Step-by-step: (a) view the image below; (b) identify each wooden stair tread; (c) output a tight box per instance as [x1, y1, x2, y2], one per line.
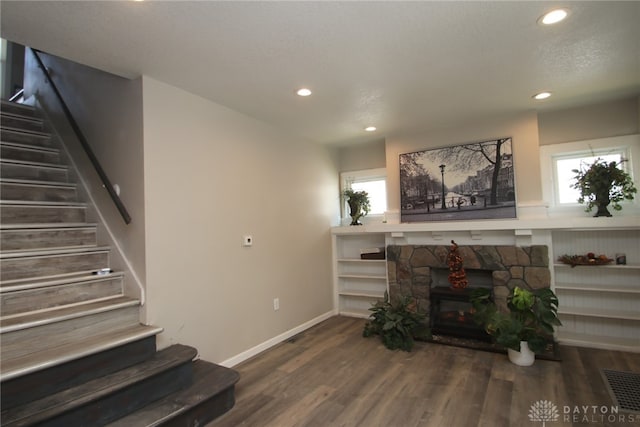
[1, 178, 76, 188]
[106, 360, 240, 427]
[0, 295, 138, 332]
[0, 158, 67, 170]
[0, 140, 57, 152]
[0, 200, 86, 206]
[0, 222, 95, 230]
[1, 344, 196, 427]
[0, 245, 108, 260]
[1, 271, 122, 293]
[0, 324, 164, 381]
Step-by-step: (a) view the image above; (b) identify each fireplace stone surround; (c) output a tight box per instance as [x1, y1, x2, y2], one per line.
[386, 244, 551, 316]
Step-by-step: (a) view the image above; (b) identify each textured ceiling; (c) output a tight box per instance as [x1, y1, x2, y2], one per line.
[1, 1, 639, 146]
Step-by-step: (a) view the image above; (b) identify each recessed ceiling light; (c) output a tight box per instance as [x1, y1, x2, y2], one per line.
[365, 126, 377, 132]
[296, 88, 312, 97]
[538, 8, 569, 25]
[533, 92, 552, 100]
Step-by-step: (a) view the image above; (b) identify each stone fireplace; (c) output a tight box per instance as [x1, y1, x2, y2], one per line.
[386, 244, 551, 320]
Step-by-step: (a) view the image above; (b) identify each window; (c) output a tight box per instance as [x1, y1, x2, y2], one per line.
[554, 151, 624, 205]
[540, 135, 639, 214]
[340, 168, 387, 217]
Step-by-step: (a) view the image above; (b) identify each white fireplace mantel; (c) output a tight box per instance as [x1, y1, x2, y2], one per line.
[332, 215, 639, 236]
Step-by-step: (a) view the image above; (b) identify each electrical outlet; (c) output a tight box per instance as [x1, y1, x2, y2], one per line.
[273, 298, 280, 311]
[242, 235, 253, 246]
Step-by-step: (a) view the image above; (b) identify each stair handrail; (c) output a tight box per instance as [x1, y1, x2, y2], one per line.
[31, 49, 132, 224]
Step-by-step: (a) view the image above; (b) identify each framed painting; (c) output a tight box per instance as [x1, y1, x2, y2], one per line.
[399, 137, 516, 222]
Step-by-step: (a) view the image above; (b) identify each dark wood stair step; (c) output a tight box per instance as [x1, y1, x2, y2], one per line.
[1, 334, 157, 411]
[1, 344, 198, 427]
[0, 323, 163, 382]
[106, 360, 240, 427]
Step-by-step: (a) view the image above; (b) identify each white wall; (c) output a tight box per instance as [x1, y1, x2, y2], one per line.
[385, 111, 541, 214]
[538, 97, 639, 145]
[142, 77, 339, 363]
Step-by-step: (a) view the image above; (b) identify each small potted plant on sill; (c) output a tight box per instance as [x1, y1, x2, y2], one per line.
[572, 157, 637, 217]
[343, 188, 371, 226]
[470, 286, 561, 366]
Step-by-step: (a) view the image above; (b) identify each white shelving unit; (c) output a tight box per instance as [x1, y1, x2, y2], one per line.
[332, 231, 387, 318]
[552, 228, 640, 352]
[331, 217, 639, 351]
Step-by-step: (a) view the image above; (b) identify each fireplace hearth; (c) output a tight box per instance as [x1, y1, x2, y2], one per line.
[387, 243, 551, 344]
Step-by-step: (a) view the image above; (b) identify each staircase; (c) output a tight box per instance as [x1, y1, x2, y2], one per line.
[0, 100, 239, 426]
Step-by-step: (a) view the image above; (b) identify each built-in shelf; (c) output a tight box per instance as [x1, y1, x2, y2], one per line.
[558, 307, 640, 321]
[555, 283, 640, 294]
[554, 263, 640, 270]
[333, 232, 387, 318]
[556, 331, 640, 352]
[338, 291, 385, 298]
[332, 216, 640, 352]
[337, 274, 386, 280]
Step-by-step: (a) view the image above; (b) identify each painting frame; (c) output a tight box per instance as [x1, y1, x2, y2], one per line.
[399, 137, 516, 222]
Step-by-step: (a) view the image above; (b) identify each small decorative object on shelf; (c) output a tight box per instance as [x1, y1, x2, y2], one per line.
[572, 157, 637, 217]
[558, 253, 614, 267]
[447, 240, 468, 289]
[360, 247, 385, 260]
[342, 188, 371, 226]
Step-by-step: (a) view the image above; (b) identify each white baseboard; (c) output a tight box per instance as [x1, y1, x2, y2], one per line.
[220, 309, 337, 368]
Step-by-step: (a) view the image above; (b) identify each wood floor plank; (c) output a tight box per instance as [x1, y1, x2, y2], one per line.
[209, 316, 640, 427]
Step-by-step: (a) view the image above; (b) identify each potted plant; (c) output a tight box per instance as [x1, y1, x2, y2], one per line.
[572, 157, 637, 217]
[343, 188, 371, 225]
[363, 292, 431, 352]
[470, 286, 561, 366]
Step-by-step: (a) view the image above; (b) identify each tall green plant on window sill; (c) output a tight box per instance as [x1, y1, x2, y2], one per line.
[572, 158, 637, 217]
[343, 188, 371, 226]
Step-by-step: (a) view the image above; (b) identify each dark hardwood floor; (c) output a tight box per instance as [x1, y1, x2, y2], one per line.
[208, 316, 640, 427]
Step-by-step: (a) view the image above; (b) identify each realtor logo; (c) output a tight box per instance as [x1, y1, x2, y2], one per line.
[529, 400, 560, 426]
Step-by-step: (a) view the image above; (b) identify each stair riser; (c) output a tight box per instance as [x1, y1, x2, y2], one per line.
[0, 102, 37, 118]
[1, 305, 140, 361]
[1, 129, 52, 148]
[1, 278, 123, 316]
[0, 162, 68, 182]
[1, 251, 109, 282]
[1, 227, 97, 251]
[37, 363, 192, 427]
[159, 361, 238, 427]
[1, 145, 59, 164]
[1, 115, 45, 133]
[1, 182, 77, 203]
[1, 205, 86, 224]
[0, 336, 157, 411]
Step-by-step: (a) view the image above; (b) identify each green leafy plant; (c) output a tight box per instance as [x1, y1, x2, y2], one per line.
[572, 158, 637, 216]
[342, 188, 371, 225]
[363, 292, 431, 351]
[470, 286, 561, 354]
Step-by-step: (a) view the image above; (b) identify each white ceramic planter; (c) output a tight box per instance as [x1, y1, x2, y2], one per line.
[507, 341, 535, 366]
